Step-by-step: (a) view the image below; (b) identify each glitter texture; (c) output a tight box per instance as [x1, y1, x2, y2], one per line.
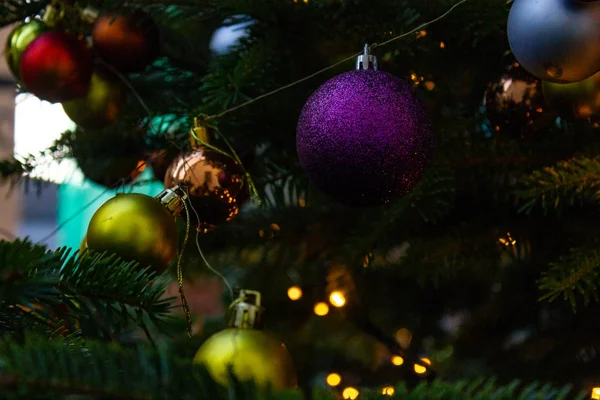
[296, 69, 434, 206]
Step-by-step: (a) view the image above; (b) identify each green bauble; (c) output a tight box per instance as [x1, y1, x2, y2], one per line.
[79, 235, 87, 254]
[4, 20, 48, 80]
[87, 193, 178, 273]
[62, 71, 127, 128]
[193, 328, 297, 391]
[543, 71, 600, 121]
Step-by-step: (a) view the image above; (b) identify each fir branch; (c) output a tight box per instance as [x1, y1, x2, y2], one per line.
[0, 240, 174, 338]
[538, 242, 600, 310]
[515, 156, 600, 214]
[0, 337, 584, 400]
[0, 0, 49, 27]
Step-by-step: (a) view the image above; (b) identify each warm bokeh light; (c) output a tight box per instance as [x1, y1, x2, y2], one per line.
[498, 232, 516, 247]
[391, 355, 404, 366]
[395, 328, 412, 348]
[382, 386, 395, 396]
[342, 387, 359, 400]
[414, 358, 431, 374]
[440, 41, 446, 48]
[287, 286, 303, 301]
[592, 387, 600, 400]
[329, 291, 346, 307]
[326, 373, 341, 387]
[314, 302, 329, 316]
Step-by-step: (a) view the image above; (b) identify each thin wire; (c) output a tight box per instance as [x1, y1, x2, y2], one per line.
[187, 193, 235, 301]
[177, 194, 193, 338]
[371, 0, 469, 50]
[206, 0, 469, 121]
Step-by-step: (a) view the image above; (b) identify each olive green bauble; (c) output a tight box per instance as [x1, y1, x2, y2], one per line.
[62, 71, 127, 128]
[4, 20, 48, 80]
[79, 235, 87, 254]
[87, 193, 178, 272]
[193, 328, 297, 391]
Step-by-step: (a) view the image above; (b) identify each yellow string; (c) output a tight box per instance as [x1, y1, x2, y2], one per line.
[177, 195, 193, 338]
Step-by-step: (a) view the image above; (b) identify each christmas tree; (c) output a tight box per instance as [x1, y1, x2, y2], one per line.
[0, 0, 599, 398]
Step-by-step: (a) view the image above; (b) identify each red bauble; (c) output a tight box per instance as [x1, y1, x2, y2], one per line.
[19, 32, 93, 103]
[92, 10, 160, 73]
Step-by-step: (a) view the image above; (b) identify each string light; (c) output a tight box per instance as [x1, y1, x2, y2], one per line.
[395, 328, 412, 348]
[391, 355, 404, 366]
[342, 387, 359, 400]
[498, 232, 516, 247]
[329, 291, 347, 307]
[382, 386, 395, 396]
[440, 41, 446, 48]
[314, 302, 329, 316]
[326, 373, 341, 387]
[287, 286, 303, 301]
[592, 387, 600, 400]
[414, 358, 431, 374]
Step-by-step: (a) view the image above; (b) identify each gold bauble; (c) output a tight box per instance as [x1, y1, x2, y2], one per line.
[194, 290, 296, 391]
[4, 20, 48, 80]
[79, 235, 88, 254]
[194, 328, 297, 390]
[543, 71, 600, 120]
[87, 193, 178, 273]
[164, 147, 248, 232]
[62, 71, 127, 128]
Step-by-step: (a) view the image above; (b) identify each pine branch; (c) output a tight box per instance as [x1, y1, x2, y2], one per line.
[0, 240, 174, 338]
[0, 336, 583, 400]
[0, 0, 49, 27]
[515, 156, 600, 214]
[538, 242, 600, 311]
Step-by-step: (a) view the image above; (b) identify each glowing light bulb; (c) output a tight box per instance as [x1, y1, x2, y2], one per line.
[414, 358, 431, 375]
[382, 386, 395, 396]
[329, 291, 346, 307]
[287, 286, 302, 301]
[342, 387, 359, 400]
[391, 355, 404, 366]
[592, 387, 600, 400]
[440, 41, 446, 48]
[314, 302, 329, 316]
[326, 373, 341, 387]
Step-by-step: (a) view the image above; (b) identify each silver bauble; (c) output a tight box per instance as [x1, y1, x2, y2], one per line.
[507, 0, 600, 83]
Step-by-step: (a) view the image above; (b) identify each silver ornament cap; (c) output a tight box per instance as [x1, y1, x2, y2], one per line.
[356, 44, 378, 71]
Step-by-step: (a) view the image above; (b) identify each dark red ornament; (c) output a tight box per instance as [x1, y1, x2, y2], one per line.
[92, 10, 160, 73]
[19, 32, 93, 103]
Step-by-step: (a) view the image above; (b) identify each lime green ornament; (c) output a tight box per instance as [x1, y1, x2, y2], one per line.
[4, 20, 48, 80]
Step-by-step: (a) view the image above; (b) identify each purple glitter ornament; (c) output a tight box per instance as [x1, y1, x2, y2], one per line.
[296, 52, 434, 206]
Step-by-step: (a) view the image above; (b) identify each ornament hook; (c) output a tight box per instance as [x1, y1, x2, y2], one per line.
[155, 185, 188, 216]
[356, 43, 378, 71]
[228, 289, 264, 329]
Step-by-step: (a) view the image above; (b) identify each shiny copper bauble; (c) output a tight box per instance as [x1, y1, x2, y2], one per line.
[92, 10, 160, 73]
[4, 20, 48, 80]
[483, 62, 555, 139]
[148, 148, 179, 182]
[62, 71, 127, 128]
[543, 71, 600, 121]
[87, 193, 178, 273]
[193, 328, 297, 391]
[164, 148, 248, 231]
[19, 32, 93, 103]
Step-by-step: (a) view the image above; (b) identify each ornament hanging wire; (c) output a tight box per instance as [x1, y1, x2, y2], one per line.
[205, 0, 469, 121]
